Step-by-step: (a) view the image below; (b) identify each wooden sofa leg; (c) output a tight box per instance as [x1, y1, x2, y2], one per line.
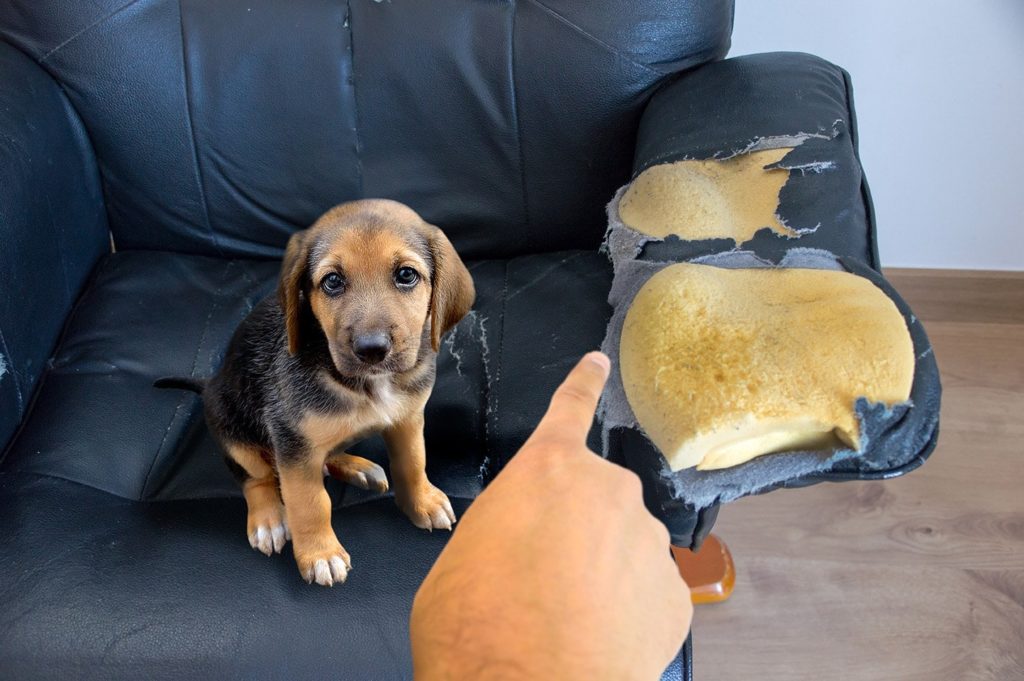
[671, 534, 735, 604]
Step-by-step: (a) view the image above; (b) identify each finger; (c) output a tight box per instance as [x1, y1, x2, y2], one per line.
[528, 352, 610, 445]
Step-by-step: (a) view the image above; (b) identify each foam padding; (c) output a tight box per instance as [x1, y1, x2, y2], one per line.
[619, 262, 915, 472]
[619, 149, 798, 244]
[599, 249, 940, 513]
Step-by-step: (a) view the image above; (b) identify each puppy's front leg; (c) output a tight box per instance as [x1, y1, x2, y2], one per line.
[277, 454, 351, 586]
[383, 411, 457, 531]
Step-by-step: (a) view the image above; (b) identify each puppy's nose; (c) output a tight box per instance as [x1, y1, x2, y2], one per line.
[352, 332, 392, 365]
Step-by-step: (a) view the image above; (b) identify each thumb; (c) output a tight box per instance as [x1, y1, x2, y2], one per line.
[527, 352, 611, 447]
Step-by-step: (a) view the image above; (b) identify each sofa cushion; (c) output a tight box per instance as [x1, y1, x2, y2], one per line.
[1, 248, 613, 502]
[0, 473, 468, 678]
[0, 473, 690, 678]
[1, 251, 483, 502]
[0, 247, 624, 677]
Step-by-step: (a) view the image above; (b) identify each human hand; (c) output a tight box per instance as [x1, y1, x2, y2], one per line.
[410, 352, 692, 680]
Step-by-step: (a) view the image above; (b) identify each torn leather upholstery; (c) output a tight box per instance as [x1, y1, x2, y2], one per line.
[600, 53, 942, 549]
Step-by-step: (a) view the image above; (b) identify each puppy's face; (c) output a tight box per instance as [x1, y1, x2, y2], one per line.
[279, 200, 474, 378]
[309, 225, 432, 376]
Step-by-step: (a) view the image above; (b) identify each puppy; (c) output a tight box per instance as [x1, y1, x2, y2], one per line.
[158, 199, 474, 585]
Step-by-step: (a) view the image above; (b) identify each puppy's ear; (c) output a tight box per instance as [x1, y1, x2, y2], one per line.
[427, 226, 475, 352]
[278, 230, 311, 355]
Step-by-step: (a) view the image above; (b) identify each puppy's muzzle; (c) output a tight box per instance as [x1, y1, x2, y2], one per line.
[352, 331, 392, 365]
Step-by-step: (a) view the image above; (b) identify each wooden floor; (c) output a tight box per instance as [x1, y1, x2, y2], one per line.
[694, 269, 1024, 681]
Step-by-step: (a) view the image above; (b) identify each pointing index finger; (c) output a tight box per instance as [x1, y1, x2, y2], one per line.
[529, 352, 611, 445]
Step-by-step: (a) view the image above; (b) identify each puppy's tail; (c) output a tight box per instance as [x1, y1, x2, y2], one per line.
[154, 376, 207, 395]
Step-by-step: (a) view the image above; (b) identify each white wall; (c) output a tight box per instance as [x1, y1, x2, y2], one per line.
[729, 1, 1024, 270]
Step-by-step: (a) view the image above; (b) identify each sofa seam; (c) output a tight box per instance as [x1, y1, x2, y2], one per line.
[178, 4, 262, 288]
[177, 0, 218, 257]
[345, 1, 366, 196]
[508, 1, 530, 229]
[38, 0, 146, 64]
[141, 261, 232, 500]
[841, 65, 881, 270]
[523, 0, 660, 76]
[177, 0, 262, 290]
[0, 469, 143, 501]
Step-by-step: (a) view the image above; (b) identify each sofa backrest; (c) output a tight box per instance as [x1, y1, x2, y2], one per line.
[1, 0, 732, 260]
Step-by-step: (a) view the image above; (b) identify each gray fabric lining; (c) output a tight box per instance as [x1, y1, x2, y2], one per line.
[601, 183, 653, 265]
[597, 248, 913, 510]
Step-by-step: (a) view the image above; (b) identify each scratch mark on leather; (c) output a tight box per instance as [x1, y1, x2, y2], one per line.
[725, 129, 837, 159]
[477, 314, 493, 413]
[99, 621, 159, 663]
[442, 308, 492, 483]
[0, 327, 22, 413]
[443, 310, 491, 380]
[442, 322, 466, 377]
[786, 161, 836, 175]
[481, 262, 509, 480]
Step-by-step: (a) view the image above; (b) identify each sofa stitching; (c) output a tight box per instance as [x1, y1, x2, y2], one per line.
[142, 260, 232, 500]
[524, 0, 660, 76]
[175, 1, 259, 294]
[176, 0, 256, 292]
[38, 0, 146, 64]
[211, 260, 270, 375]
[345, 1, 366, 196]
[508, 1, 530, 229]
[177, 2, 229, 262]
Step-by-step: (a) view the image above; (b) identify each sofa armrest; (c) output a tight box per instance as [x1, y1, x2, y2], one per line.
[633, 51, 879, 268]
[0, 41, 109, 451]
[600, 53, 941, 549]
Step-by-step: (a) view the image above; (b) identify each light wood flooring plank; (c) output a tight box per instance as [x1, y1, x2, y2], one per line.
[694, 268, 1024, 680]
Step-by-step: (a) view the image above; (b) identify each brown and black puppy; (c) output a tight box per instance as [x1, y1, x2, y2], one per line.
[159, 199, 474, 585]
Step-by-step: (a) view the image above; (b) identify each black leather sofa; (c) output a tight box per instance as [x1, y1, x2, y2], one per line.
[1, 1, 939, 678]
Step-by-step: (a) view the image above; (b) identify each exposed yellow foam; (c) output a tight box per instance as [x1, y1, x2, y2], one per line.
[619, 149, 798, 244]
[619, 263, 915, 471]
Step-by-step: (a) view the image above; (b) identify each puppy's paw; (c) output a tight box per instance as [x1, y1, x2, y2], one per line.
[295, 542, 352, 587]
[247, 505, 290, 556]
[397, 483, 457, 532]
[324, 453, 390, 493]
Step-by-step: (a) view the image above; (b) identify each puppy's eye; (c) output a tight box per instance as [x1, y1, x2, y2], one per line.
[394, 266, 420, 289]
[321, 272, 345, 295]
